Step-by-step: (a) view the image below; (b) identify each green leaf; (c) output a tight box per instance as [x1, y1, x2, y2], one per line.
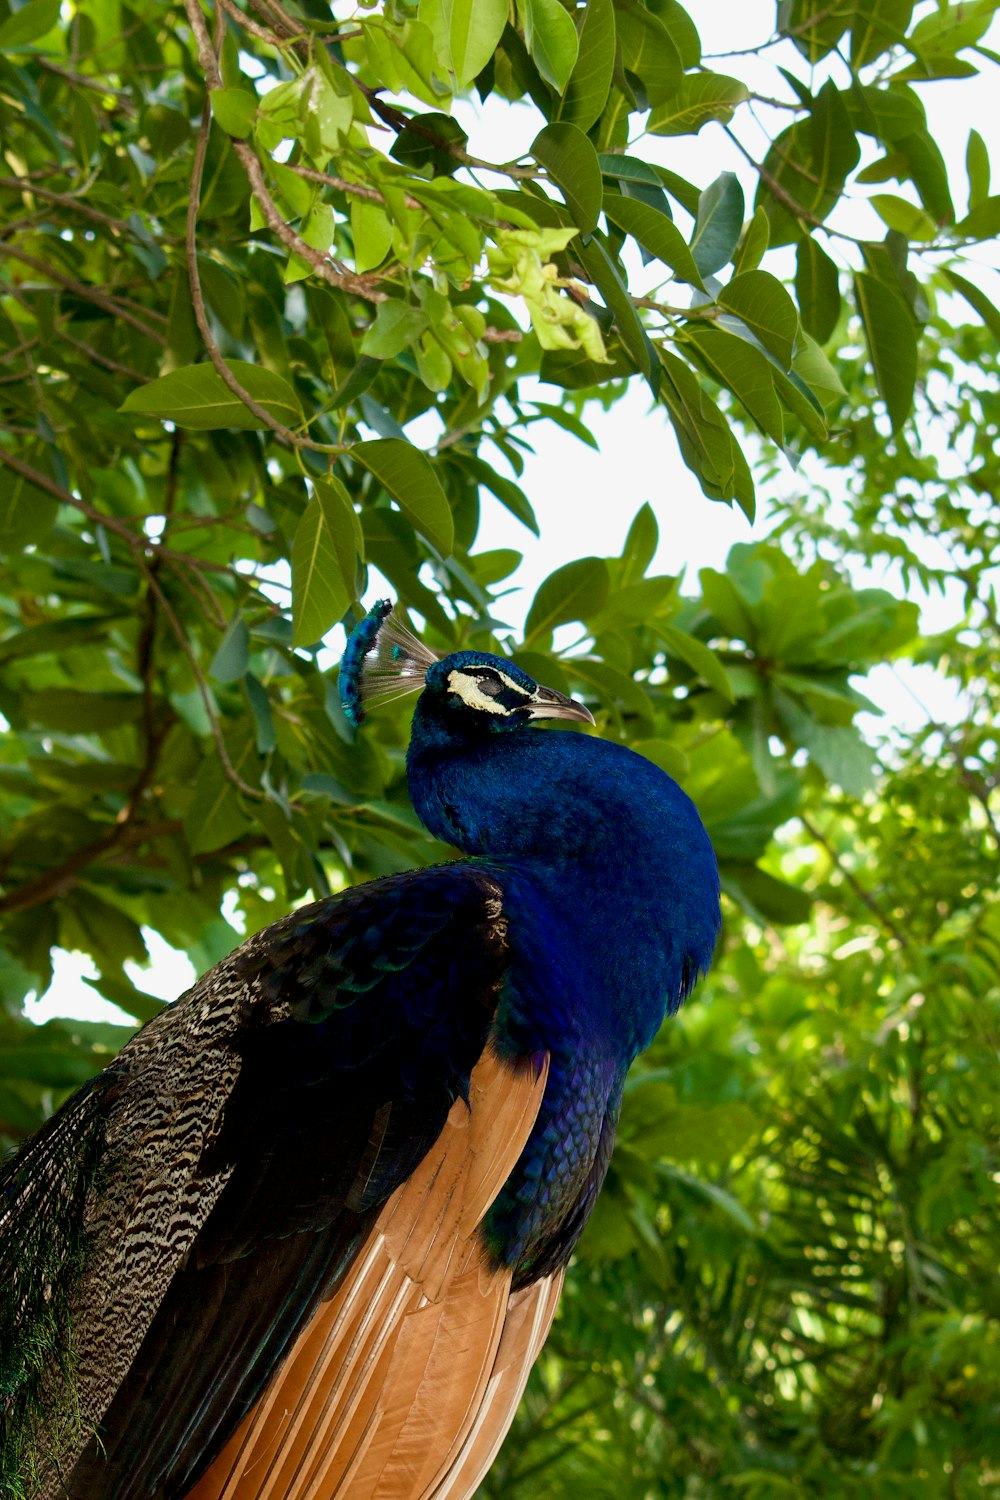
[621, 501, 659, 584]
[559, 0, 614, 131]
[776, 691, 878, 795]
[603, 191, 705, 288]
[210, 87, 257, 139]
[443, 0, 508, 88]
[941, 268, 1000, 341]
[853, 272, 917, 432]
[684, 326, 786, 450]
[689, 172, 744, 277]
[756, 82, 859, 245]
[966, 128, 990, 211]
[532, 122, 603, 234]
[718, 270, 799, 370]
[734, 205, 769, 274]
[851, 0, 914, 69]
[573, 235, 656, 389]
[389, 111, 468, 177]
[634, 737, 688, 780]
[795, 238, 841, 343]
[361, 301, 429, 360]
[524, 556, 610, 643]
[350, 198, 392, 273]
[660, 1163, 757, 1233]
[291, 492, 355, 647]
[777, 0, 850, 62]
[523, 0, 579, 92]
[955, 195, 1000, 240]
[722, 864, 812, 925]
[870, 193, 937, 240]
[21, 689, 143, 731]
[185, 744, 258, 855]
[0, 0, 59, 46]
[210, 615, 249, 683]
[120, 362, 303, 431]
[314, 477, 363, 597]
[615, 4, 682, 107]
[657, 349, 755, 519]
[0, 466, 58, 548]
[660, 625, 734, 701]
[352, 439, 454, 557]
[647, 0, 701, 67]
[648, 71, 747, 136]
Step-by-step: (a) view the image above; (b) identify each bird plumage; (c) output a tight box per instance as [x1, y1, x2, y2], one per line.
[0, 602, 720, 1500]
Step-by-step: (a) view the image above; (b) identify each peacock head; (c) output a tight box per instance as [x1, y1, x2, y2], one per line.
[338, 600, 594, 736]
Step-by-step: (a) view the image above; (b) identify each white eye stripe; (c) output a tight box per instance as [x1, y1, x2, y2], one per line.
[447, 668, 530, 714]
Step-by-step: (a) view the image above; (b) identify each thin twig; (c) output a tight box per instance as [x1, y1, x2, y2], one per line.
[800, 813, 910, 948]
[183, 19, 329, 451]
[0, 448, 236, 577]
[143, 568, 266, 801]
[0, 243, 166, 341]
[61, 332, 149, 383]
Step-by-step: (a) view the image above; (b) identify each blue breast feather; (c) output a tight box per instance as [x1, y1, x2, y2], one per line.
[406, 707, 720, 1279]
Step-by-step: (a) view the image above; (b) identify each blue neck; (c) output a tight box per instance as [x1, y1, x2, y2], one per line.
[407, 711, 720, 1062]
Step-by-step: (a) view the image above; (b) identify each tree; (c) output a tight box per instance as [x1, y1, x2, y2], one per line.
[1, 1, 998, 1493]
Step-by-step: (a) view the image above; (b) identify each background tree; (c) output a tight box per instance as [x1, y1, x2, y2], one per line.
[1, 0, 998, 1494]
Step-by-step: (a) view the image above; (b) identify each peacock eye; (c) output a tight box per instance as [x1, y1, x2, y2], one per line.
[470, 672, 504, 698]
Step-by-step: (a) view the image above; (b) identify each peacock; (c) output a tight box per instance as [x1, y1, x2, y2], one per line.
[0, 599, 720, 1500]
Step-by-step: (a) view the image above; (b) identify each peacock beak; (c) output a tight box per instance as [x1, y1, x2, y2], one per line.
[527, 684, 596, 726]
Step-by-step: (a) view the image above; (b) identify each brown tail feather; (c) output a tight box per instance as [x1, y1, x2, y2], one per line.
[185, 1047, 559, 1500]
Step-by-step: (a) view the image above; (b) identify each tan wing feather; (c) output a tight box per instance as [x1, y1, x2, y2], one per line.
[186, 1046, 559, 1500]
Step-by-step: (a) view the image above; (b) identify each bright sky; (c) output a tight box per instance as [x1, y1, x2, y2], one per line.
[27, 2, 999, 1024]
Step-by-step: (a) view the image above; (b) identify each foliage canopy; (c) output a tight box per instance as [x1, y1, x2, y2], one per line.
[1, 0, 998, 1495]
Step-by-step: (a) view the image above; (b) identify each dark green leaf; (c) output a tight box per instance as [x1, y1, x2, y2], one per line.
[658, 349, 755, 519]
[573, 234, 656, 389]
[795, 238, 841, 342]
[120, 362, 303, 430]
[851, 0, 914, 69]
[660, 625, 734, 701]
[210, 87, 257, 139]
[185, 746, 257, 855]
[853, 271, 917, 432]
[734, 206, 769, 274]
[966, 128, 990, 210]
[291, 490, 354, 647]
[648, 71, 747, 136]
[690, 172, 744, 277]
[523, 0, 579, 92]
[0, 0, 60, 46]
[0, 467, 58, 549]
[532, 122, 603, 233]
[389, 112, 469, 177]
[615, 4, 682, 107]
[559, 0, 614, 131]
[444, 0, 508, 88]
[684, 326, 786, 450]
[718, 270, 799, 370]
[210, 614, 249, 683]
[603, 191, 705, 288]
[956, 195, 1000, 240]
[941, 267, 1000, 341]
[524, 556, 610, 643]
[20, 689, 144, 731]
[353, 439, 454, 557]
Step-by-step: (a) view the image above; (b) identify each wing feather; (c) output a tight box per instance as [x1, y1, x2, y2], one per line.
[19, 864, 511, 1500]
[185, 1047, 558, 1500]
